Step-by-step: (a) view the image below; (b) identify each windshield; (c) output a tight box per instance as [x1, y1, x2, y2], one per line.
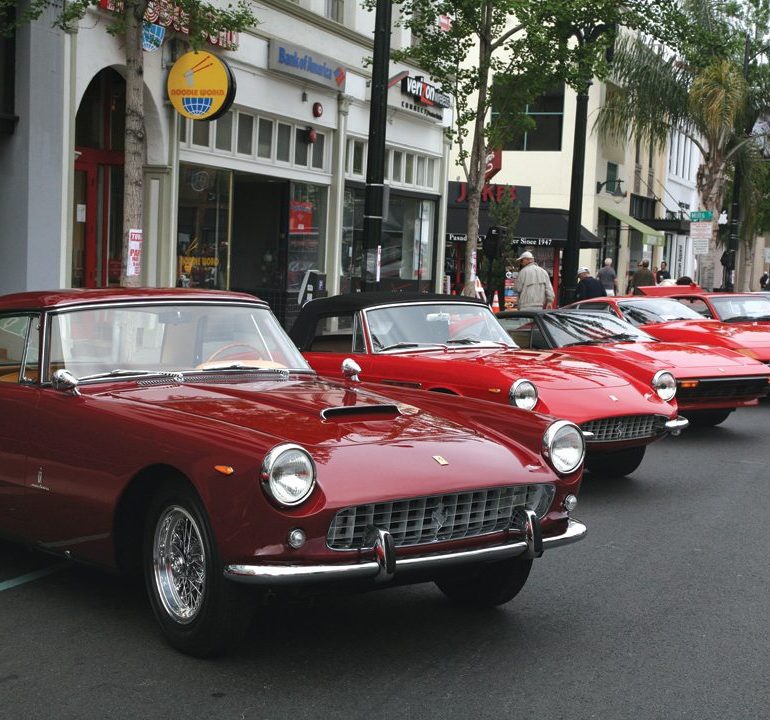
[364, 303, 515, 352]
[617, 298, 704, 325]
[46, 303, 311, 381]
[709, 295, 770, 321]
[541, 312, 654, 346]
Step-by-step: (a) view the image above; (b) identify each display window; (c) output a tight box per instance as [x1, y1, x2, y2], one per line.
[287, 182, 327, 293]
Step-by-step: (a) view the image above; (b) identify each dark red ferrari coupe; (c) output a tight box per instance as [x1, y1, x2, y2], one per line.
[496, 309, 770, 426]
[635, 285, 770, 324]
[291, 293, 688, 478]
[0, 289, 587, 656]
[567, 295, 770, 363]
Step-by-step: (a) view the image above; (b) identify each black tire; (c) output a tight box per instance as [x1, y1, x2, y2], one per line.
[585, 445, 646, 477]
[143, 482, 255, 657]
[685, 409, 733, 427]
[435, 557, 532, 608]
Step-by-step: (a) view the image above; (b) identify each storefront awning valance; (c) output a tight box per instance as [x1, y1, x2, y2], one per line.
[598, 202, 665, 247]
[446, 206, 602, 249]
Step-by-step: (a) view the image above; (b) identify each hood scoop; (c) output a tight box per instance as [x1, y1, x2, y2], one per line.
[320, 403, 404, 421]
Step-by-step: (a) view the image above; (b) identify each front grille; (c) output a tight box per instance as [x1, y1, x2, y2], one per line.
[677, 376, 770, 401]
[581, 414, 667, 443]
[327, 484, 554, 551]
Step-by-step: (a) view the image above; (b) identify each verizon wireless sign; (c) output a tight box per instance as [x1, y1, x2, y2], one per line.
[400, 76, 451, 108]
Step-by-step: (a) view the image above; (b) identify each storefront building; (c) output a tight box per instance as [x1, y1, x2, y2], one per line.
[1, 1, 450, 327]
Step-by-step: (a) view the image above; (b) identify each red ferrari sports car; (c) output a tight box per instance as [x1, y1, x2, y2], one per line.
[567, 295, 770, 364]
[635, 285, 770, 324]
[291, 293, 688, 478]
[496, 309, 770, 426]
[0, 289, 587, 656]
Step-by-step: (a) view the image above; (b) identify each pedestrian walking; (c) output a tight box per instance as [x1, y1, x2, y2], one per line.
[515, 251, 554, 310]
[597, 258, 618, 296]
[656, 261, 671, 283]
[760, 270, 769, 289]
[630, 259, 656, 293]
[575, 267, 607, 300]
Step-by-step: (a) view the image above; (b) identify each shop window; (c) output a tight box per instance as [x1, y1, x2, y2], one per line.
[215, 112, 233, 151]
[277, 123, 292, 162]
[288, 182, 327, 293]
[176, 163, 231, 289]
[404, 154, 414, 184]
[392, 151, 402, 182]
[312, 133, 325, 169]
[416, 156, 425, 186]
[295, 127, 309, 166]
[192, 121, 210, 148]
[426, 158, 435, 188]
[237, 113, 253, 155]
[258, 118, 273, 158]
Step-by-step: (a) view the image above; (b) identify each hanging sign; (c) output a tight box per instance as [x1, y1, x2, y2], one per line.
[167, 51, 236, 121]
[127, 229, 143, 278]
[690, 221, 711, 255]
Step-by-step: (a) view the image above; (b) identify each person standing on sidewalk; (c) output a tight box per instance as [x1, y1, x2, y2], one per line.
[630, 259, 656, 293]
[597, 258, 618, 296]
[576, 267, 607, 300]
[515, 251, 555, 310]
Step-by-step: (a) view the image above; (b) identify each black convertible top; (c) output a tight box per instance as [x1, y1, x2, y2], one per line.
[289, 292, 486, 349]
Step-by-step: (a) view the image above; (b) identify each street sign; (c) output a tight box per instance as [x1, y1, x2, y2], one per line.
[690, 221, 711, 254]
[689, 210, 713, 222]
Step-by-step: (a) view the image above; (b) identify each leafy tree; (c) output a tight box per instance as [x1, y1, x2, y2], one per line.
[387, 0, 680, 296]
[1, 0, 256, 286]
[596, 0, 770, 289]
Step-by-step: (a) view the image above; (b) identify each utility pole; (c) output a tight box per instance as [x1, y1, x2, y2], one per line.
[361, 0, 392, 291]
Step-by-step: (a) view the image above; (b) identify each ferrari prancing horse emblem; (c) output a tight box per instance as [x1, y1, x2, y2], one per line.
[433, 455, 449, 466]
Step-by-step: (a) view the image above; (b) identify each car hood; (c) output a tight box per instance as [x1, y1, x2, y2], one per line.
[559, 341, 769, 374]
[643, 319, 770, 354]
[403, 346, 631, 390]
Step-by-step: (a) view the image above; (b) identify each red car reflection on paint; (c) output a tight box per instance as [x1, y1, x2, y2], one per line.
[0, 289, 587, 657]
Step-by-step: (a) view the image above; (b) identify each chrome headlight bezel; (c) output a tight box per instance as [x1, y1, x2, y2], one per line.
[509, 378, 538, 411]
[652, 370, 677, 402]
[542, 420, 585, 475]
[260, 443, 317, 507]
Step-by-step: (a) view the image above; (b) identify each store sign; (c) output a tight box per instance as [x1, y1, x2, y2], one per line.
[452, 182, 531, 208]
[167, 51, 236, 121]
[127, 229, 143, 278]
[289, 201, 314, 235]
[99, 0, 238, 49]
[268, 42, 347, 91]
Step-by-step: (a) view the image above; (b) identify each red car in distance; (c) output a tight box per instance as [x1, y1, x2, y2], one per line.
[291, 293, 688, 478]
[0, 289, 588, 656]
[567, 295, 770, 364]
[496, 309, 770, 427]
[636, 285, 770, 324]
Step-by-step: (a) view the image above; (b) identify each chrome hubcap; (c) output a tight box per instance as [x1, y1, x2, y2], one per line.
[153, 506, 206, 624]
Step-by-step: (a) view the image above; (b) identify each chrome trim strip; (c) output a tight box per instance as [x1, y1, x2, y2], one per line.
[224, 519, 587, 585]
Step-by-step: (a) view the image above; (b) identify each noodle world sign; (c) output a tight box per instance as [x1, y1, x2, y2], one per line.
[167, 51, 236, 121]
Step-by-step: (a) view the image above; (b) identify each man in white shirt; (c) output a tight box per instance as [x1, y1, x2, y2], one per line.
[515, 251, 554, 310]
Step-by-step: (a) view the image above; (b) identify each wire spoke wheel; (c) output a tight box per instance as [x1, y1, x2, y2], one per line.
[153, 505, 207, 624]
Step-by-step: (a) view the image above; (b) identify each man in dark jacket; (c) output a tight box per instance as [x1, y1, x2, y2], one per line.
[631, 259, 656, 293]
[575, 267, 607, 300]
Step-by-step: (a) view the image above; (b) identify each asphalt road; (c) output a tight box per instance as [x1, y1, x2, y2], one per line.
[1, 404, 769, 720]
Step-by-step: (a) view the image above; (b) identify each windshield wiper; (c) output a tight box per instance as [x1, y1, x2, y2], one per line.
[563, 338, 611, 346]
[605, 333, 642, 342]
[191, 363, 291, 377]
[445, 338, 481, 345]
[378, 342, 431, 352]
[76, 369, 185, 382]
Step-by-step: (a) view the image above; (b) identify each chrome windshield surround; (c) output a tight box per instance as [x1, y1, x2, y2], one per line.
[224, 519, 587, 586]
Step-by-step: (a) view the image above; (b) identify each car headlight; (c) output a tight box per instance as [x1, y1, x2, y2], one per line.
[261, 444, 316, 507]
[542, 420, 585, 475]
[652, 370, 677, 402]
[509, 379, 538, 410]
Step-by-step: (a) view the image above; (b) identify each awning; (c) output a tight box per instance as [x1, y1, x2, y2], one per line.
[598, 202, 666, 247]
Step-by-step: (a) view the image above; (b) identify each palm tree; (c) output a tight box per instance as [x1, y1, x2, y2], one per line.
[596, 0, 770, 289]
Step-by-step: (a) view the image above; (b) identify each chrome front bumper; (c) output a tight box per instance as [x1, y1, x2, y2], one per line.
[665, 416, 689, 435]
[224, 516, 587, 586]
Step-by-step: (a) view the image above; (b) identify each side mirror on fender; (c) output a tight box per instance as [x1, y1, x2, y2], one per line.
[51, 368, 81, 396]
[341, 358, 361, 383]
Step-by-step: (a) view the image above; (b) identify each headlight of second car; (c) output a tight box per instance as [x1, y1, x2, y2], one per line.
[652, 370, 677, 402]
[261, 443, 316, 506]
[509, 379, 538, 410]
[542, 420, 585, 475]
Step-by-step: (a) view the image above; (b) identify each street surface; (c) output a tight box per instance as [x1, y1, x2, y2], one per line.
[1, 403, 769, 720]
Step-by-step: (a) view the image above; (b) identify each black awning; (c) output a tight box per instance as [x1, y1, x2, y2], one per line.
[446, 206, 602, 249]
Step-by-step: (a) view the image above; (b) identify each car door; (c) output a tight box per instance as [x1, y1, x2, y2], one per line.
[0, 313, 40, 536]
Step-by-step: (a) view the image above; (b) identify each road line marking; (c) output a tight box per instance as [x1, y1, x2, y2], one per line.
[0, 564, 68, 592]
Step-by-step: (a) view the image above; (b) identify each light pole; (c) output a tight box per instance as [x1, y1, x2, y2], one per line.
[360, 0, 392, 291]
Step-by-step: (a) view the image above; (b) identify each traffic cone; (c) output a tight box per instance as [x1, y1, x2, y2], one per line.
[491, 291, 500, 313]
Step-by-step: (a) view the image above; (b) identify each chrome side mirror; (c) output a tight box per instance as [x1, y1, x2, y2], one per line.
[341, 358, 361, 382]
[51, 369, 80, 396]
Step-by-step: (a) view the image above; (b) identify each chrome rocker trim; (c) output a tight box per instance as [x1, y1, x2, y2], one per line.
[224, 517, 587, 586]
[665, 417, 689, 436]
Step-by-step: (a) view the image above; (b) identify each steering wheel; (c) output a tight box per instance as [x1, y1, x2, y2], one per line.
[201, 343, 262, 364]
[195, 343, 289, 370]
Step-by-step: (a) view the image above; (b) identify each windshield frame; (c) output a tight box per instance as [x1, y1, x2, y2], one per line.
[362, 301, 515, 354]
[41, 299, 315, 385]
